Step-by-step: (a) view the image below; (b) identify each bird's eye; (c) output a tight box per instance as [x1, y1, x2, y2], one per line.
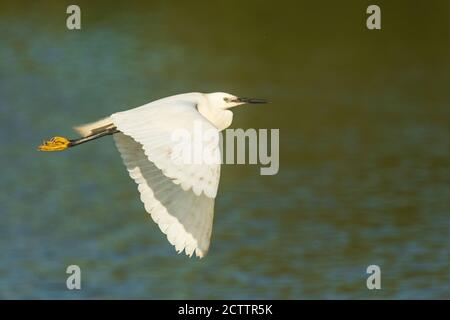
[223, 97, 230, 102]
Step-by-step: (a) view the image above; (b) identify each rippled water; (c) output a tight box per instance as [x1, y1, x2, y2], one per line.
[0, 1, 449, 299]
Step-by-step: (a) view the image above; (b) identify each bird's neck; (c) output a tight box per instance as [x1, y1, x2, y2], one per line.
[197, 99, 233, 131]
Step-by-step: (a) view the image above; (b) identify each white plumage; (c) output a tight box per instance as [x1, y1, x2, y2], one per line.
[111, 97, 221, 199]
[113, 133, 214, 257]
[73, 92, 249, 258]
[37, 92, 265, 257]
[111, 94, 223, 257]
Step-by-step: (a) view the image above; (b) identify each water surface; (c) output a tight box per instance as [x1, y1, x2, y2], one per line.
[0, 1, 449, 299]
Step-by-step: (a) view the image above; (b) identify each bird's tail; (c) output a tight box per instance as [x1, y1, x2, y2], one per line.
[73, 117, 114, 137]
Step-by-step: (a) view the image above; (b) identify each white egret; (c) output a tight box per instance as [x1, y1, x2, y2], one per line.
[38, 92, 267, 258]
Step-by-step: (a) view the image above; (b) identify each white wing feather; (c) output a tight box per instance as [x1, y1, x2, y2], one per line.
[111, 97, 221, 258]
[111, 99, 220, 198]
[114, 133, 215, 258]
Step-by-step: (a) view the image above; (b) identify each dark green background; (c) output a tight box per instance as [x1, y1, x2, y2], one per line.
[0, 0, 448, 298]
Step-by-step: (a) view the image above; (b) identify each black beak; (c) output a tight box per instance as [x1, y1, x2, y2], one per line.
[234, 97, 268, 104]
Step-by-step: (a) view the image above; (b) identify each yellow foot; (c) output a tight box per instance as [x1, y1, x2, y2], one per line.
[38, 136, 71, 151]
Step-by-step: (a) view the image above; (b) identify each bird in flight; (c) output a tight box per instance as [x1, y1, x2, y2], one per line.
[38, 92, 266, 258]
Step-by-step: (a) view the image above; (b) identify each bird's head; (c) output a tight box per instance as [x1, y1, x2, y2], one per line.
[206, 92, 267, 109]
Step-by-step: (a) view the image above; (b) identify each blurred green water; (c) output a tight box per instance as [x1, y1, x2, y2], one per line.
[0, 0, 449, 299]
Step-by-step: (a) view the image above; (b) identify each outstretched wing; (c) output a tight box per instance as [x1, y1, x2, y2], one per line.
[111, 98, 221, 257]
[111, 99, 220, 198]
[114, 133, 215, 257]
